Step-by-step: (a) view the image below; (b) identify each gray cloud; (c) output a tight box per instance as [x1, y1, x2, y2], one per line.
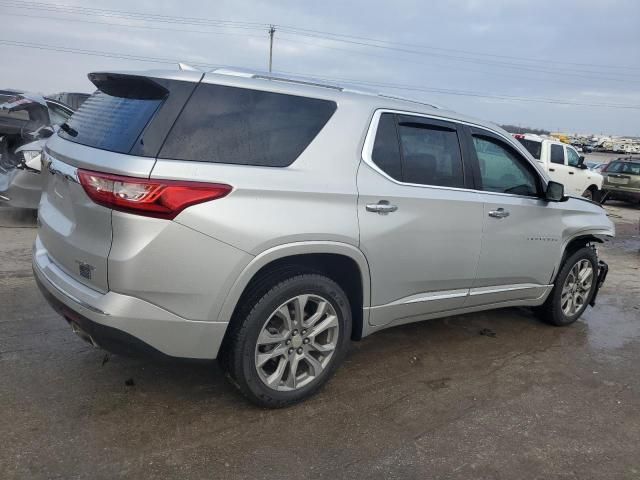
[0, 0, 638, 135]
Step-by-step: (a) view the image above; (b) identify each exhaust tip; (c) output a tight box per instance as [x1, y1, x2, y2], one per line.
[68, 319, 100, 348]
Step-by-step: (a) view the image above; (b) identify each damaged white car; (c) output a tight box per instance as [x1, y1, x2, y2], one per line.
[0, 91, 76, 209]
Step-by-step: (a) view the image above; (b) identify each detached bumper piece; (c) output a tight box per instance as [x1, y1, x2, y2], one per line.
[589, 260, 609, 307]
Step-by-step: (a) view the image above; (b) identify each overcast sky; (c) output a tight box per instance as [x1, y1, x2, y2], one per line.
[1, 0, 639, 136]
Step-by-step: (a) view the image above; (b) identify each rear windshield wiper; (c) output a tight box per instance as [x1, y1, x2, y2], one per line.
[60, 122, 78, 137]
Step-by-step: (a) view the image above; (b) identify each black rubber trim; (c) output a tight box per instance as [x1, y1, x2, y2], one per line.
[589, 260, 608, 307]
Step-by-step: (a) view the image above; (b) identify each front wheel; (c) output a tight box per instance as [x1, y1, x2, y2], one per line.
[220, 274, 352, 408]
[581, 188, 594, 201]
[536, 247, 598, 326]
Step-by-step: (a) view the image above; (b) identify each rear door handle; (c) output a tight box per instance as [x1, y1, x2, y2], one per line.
[488, 208, 510, 219]
[366, 200, 398, 215]
[568, 171, 574, 175]
[549, 168, 555, 172]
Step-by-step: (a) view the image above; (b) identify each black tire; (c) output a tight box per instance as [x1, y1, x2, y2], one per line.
[599, 192, 608, 205]
[220, 273, 352, 408]
[581, 188, 594, 201]
[536, 247, 598, 326]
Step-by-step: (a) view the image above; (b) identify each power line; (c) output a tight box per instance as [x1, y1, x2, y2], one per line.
[0, 11, 595, 88]
[1, 10, 631, 89]
[2, 39, 639, 111]
[2, 11, 268, 40]
[2, 0, 640, 81]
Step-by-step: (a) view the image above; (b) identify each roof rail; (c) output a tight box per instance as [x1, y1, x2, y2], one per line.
[209, 67, 440, 107]
[377, 93, 440, 109]
[178, 63, 200, 72]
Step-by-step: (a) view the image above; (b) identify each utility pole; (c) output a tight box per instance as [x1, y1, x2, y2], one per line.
[268, 25, 276, 73]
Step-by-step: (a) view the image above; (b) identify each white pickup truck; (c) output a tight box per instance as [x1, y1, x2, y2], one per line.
[514, 133, 603, 200]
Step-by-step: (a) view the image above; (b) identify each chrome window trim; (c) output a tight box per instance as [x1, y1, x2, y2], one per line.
[469, 283, 552, 296]
[361, 108, 549, 200]
[371, 284, 550, 309]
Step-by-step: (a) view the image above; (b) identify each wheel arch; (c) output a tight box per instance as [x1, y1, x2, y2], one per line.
[551, 233, 603, 283]
[217, 242, 371, 341]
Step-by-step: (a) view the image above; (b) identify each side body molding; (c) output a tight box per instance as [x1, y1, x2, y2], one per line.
[216, 241, 372, 325]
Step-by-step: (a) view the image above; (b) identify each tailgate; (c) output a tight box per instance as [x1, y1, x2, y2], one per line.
[36, 71, 200, 293]
[38, 136, 157, 292]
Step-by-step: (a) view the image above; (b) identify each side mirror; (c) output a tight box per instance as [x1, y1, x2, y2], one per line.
[577, 155, 588, 169]
[545, 180, 565, 202]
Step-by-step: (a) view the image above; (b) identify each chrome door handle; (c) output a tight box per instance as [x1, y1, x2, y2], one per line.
[488, 208, 510, 219]
[366, 200, 398, 215]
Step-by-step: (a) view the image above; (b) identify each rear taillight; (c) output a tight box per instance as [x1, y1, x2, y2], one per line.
[77, 169, 231, 219]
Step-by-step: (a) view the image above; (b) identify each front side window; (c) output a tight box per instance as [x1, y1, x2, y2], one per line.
[550, 144, 565, 165]
[159, 84, 337, 167]
[396, 120, 464, 188]
[473, 136, 539, 197]
[566, 147, 580, 167]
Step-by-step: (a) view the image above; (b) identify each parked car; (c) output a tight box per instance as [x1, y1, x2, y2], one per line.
[513, 133, 603, 200]
[0, 92, 76, 208]
[34, 69, 613, 407]
[585, 161, 606, 172]
[601, 157, 640, 204]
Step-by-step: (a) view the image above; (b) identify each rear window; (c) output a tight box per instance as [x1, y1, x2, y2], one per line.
[516, 138, 542, 160]
[371, 113, 402, 180]
[158, 83, 337, 167]
[550, 144, 565, 165]
[608, 161, 640, 175]
[59, 91, 163, 153]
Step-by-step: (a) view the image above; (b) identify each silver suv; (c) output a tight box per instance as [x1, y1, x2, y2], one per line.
[34, 68, 614, 407]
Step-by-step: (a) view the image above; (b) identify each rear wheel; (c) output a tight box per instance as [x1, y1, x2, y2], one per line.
[536, 247, 598, 326]
[220, 274, 351, 408]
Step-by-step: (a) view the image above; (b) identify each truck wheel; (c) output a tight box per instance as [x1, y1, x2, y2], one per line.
[536, 247, 598, 326]
[581, 188, 594, 201]
[220, 274, 352, 408]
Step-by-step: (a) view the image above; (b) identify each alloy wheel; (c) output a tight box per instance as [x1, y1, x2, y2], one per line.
[254, 294, 339, 391]
[560, 259, 594, 316]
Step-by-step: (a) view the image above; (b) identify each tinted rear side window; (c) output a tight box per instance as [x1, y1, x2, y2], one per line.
[397, 121, 464, 188]
[159, 84, 337, 167]
[59, 91, 163, 153]
[550, 144, 565, 165]
[371, 113, 402, 180]
[516, 138, 542, 160]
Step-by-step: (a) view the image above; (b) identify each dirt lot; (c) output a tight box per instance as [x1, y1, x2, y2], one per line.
[1, 203, 639, 480]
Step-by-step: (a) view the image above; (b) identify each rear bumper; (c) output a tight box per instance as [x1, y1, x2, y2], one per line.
[0, 169, 41, 209]
[33, 238, 229, 359]
[603, 188, 640, 202]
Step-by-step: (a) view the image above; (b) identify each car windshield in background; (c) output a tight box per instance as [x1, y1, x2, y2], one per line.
[515, 138, 542, 160]
[607, 161, 640, 175]
[58, 91, 163, 154]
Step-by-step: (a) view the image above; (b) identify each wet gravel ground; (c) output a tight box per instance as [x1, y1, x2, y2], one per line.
[1, 204, 639, 480]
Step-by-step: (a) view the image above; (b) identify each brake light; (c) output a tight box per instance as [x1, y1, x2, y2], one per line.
[77, 169, 231, 219]
[514, 134, 525, 139]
